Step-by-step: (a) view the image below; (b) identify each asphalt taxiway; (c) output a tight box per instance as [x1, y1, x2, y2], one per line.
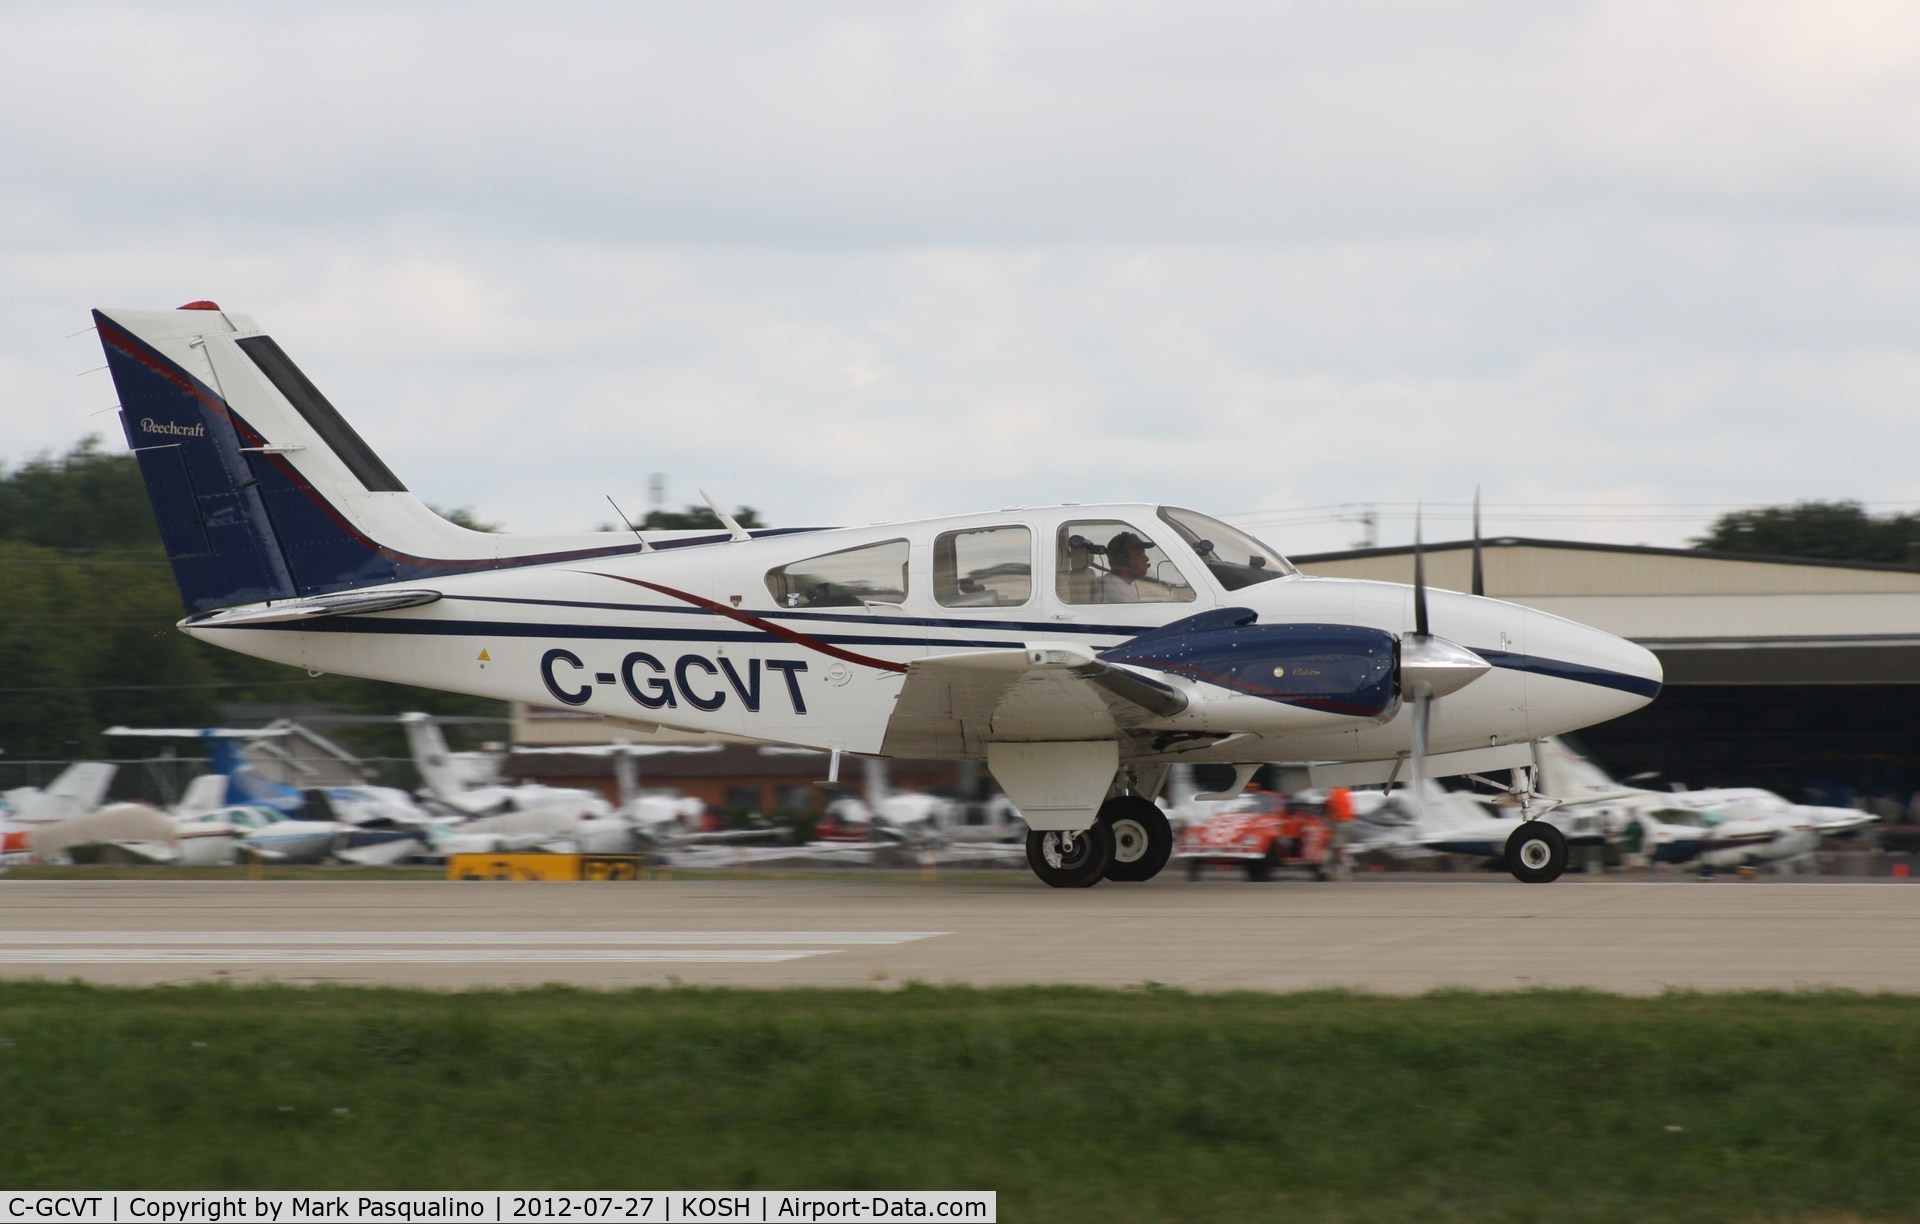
[2, 875, 1915, 994]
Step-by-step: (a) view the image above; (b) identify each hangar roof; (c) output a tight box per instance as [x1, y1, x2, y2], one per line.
[1293, 539, 1920, 685]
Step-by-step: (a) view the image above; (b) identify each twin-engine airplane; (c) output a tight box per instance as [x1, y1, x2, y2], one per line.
[93, 302, 1663, 887]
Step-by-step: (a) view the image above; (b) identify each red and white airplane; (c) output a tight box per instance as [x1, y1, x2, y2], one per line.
[91, 302, 1663, 887]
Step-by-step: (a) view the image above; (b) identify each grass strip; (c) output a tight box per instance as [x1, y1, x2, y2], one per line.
[1, 983, 1916, 1222]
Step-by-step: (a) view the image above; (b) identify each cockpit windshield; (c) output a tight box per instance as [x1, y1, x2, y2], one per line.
[1156, 507, 1296, 590]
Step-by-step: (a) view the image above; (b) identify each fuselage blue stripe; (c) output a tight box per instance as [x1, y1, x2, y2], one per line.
[219, 615, 1657, 702]
[239, 617, 1022, 652]
[450, 592, 1145, 636]
[1477, 649, 1662, 700]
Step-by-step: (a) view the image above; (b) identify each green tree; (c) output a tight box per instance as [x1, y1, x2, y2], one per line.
[0, 437, 162, 552]
[0, 439, 511, 772]
[1692, 501, 1920, 564]
[0, 544, 101, 758]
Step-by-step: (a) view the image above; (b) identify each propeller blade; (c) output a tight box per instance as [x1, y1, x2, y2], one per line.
[1410, 690, 1431, 820]
[1413, 503, 1430, 638]
[1472, 487, 1485, 598]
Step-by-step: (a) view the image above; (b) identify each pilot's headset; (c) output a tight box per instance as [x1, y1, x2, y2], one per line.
[1108, 531, 1147, 566]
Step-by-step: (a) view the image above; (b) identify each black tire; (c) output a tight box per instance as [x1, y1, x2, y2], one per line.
[1101, 795, 1173, 883]
[1506, 822, 1568, 884]
[1186, 859, 1202, 881]
[1247, 851, 1274, 883]
[1025, 824, 1114, 888]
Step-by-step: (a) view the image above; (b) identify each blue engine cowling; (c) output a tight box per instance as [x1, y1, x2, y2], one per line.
[1100, 608, 1400, 723]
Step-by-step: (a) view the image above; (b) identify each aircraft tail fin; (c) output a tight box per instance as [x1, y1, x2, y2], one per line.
[3, 761, 117, 824]
[93, 304, 645, 617]
[398, 712, 498, 802]
[1535, 737, 1626, 798]
[172, 773, 231, 819]
[198, 735, 304, 815]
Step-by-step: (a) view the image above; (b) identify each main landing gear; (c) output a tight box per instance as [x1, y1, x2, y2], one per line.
[1505, 821, 1568, 883]
[1025, 795, 1174, 888]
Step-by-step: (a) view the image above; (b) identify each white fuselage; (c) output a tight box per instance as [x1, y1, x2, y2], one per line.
[185, 504, 1659, 771]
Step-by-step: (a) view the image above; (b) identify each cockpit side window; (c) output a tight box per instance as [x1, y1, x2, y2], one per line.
[934, 525, 1032, 608]
[1055, 521, 1197, 605]
[765, 539, 909, 608]
[1156, 507, 1295, 590]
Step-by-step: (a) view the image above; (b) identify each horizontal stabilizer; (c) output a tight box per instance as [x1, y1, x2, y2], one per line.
[184, 589, 442, 627]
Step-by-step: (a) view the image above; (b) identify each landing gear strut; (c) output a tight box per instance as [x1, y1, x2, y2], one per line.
[1100, 795, 1173, 883]
[1025, 822, 1115, 888]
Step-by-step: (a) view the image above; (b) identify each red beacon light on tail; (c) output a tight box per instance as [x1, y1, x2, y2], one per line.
[177, 300, 221, 311]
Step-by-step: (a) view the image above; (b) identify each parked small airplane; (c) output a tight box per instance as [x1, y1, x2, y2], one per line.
[398, 711, 617, 821]
[1, 761, 119, 864]
[93, 302, 1663, 886]
[1528, 738, 1872, 873]
[1, 761, 117, 825]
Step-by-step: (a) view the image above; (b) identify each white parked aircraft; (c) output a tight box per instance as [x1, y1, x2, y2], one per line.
[92, 302, 1663, 886]
[1528, 738, 1872, 872]
[397, 711, 615, 822]
[2, 761, 117, 826]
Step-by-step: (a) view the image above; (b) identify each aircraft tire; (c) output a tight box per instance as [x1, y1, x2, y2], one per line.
[1506, 822, 1568, 883]
[1026, 824, 1114, 888]
[1100, 796, 1173, 883]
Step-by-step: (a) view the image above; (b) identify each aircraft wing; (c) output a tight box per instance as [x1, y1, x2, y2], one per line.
[880, 644, 1186, 758]
[1804, 806, 1876, 835]
[105, 726, 288, 739]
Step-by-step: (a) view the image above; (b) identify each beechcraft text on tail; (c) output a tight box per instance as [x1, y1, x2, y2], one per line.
[92, 301, 1663, 887]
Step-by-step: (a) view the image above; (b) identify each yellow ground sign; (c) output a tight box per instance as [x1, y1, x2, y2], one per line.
[447, 853, 644, 882]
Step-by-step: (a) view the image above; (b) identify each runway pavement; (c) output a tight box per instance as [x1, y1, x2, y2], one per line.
[1, 874, 1916, 994]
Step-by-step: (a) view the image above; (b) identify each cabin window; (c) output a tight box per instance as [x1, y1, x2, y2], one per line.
[1055, 520, 1197, 606]
[934, 525, 1032, 608]
[765, 539, 909, 608]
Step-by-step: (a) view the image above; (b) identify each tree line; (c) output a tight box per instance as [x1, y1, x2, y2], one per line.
[3, 437, 1905, 773]
[0, 441, 504, 776]
[1690, 501, 1920, 565]
[0, 439, 772, 780]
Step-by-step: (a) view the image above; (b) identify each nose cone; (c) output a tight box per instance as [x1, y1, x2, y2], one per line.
[1522, 610, 1663, 738]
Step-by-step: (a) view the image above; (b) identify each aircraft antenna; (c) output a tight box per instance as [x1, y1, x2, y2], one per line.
[700, 489, 753, 542]
[605, 496, 648, 548]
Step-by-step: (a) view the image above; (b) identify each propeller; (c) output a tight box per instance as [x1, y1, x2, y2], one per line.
[1394, 504, 1493, 813]
[1472, 486, 1485, 598]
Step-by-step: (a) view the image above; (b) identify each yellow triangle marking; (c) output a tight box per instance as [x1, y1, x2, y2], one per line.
[477, 649, 491, 662]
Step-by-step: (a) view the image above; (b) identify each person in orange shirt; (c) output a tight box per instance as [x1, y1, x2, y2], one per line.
[1324, 786, 1355, 876]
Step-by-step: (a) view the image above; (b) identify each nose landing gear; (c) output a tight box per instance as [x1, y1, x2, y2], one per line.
[1506, 821, 1568, 883]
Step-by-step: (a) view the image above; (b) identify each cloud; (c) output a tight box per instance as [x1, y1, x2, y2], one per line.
[3, 0, 1919, 553]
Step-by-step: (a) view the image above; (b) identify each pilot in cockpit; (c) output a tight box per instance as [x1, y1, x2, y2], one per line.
[1097, 531, 1152, 603]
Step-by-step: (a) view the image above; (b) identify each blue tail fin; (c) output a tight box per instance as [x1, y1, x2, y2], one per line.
[95, 304, 647, 618]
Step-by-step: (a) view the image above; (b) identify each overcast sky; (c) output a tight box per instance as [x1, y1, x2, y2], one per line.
[5, 0, 1917, 555]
